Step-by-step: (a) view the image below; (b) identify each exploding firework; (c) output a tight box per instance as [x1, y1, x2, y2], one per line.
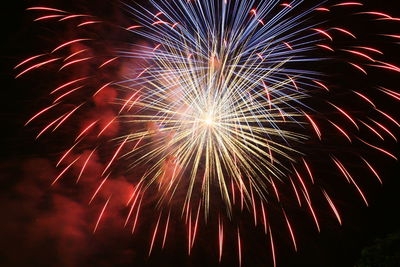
[17, 0, 399, 266]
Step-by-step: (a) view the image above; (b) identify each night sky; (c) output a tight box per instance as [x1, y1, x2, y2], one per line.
[1, 1, 400, 266]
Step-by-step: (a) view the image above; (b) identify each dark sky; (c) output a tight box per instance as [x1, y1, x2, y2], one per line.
[1, 1, 400, 267]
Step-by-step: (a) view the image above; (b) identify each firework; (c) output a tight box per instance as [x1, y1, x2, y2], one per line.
[18, 1, 399, 266]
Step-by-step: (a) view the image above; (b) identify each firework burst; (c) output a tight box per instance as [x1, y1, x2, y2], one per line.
[17, 0, 399, 265]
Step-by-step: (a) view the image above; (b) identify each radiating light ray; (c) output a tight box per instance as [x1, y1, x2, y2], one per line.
[51, 156, 81, 186]
[64, 49, 89, 61]
[98, 117, 117, 137]
[52, 39, 92, 53]
[303, 189, 321, 232]
[315, 7, 330, 12]
[131, 195, 143, 234]
[34, 15, 65, 21]
[93, 196, 111, 233]
[332, 2, 363, 7]
[78, 21, 102, 27]
[57, 139, 82, 167]
[302, 158, 314, 184]
[102, 136, 129, 176]
[16, 58, 61, 78]
[93, 82, 114, 97]
[311, 28, 333, 41]
[354, 46, 383, 55]
[316, 44, 334, 51]
[237, 228, 242, 267]
[331, 27, 357, 39]
[304, 113, 322, 140]
[376, 109, 400, 128]
[290, 178, 302, 206]
[357, 138, 398, 160]
[52, 103, 84, 132]
[269, 226, 277, 267]
[162, 211, 171, 249]
[53, 86, 84, 104]
[348, 62, 367, 74]
[282, 209, 297, 252]
[332, 156, 369, 206]
[89, 173, 111, 204]
[77, 148, 97, 183]
[369, 119, 398, 142]
[14, 54, 46, 69]
[27, 6, 68, 13]
[260, 201, 268, 233]
[329, 103, 359, 130]
[60, 14, 92, 22]
[76, 120, 98, 141]
[329, 120, 352, 143]
[59, 57, 93, 71]
[149, 213, 162, 256]
[360, 120, 384, 141]
[218, 216, 224, 262]
[99, 57, 119, 68]
[361, 157, 383, 184]
[50, 77, 89, 94]
[341, 49, 376, 62]
[322, 189, 342, 225]
[25, 103, 59, 126]
[352, 91, 376, 108]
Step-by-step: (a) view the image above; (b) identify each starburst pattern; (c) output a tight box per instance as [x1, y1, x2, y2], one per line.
[17, 1, 399, 265]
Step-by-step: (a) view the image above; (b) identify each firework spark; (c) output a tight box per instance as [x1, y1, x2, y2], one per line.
[18, 0, 399, 265]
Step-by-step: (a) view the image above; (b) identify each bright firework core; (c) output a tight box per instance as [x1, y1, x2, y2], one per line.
[203, 112, 216, 126]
